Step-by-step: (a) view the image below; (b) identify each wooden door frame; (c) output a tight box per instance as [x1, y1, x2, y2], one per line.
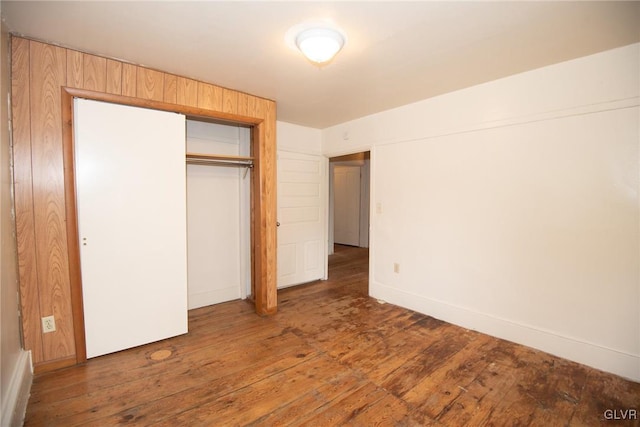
[61, 87, 272, 363]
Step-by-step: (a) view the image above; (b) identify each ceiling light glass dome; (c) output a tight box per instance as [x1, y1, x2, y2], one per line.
[295, 27, 345, 64]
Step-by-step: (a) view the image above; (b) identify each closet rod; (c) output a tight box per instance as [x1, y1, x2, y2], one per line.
[186, 153, 254, 162]
[186, 159, 253, 168]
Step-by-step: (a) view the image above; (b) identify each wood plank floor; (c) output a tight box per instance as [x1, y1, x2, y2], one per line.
[25, 245, 639, 426]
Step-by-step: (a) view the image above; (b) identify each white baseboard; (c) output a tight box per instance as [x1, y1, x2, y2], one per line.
[371, 281, 640, 382]
[1, 350, 32, 427]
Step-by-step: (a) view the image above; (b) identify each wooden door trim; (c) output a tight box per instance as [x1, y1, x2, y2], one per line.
[61, 87, 271, 364]
[61, 89, 86, 363]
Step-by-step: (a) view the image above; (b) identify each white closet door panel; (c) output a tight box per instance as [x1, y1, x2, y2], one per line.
[277, 151, 328, 288]
[74, 99, 187, 358]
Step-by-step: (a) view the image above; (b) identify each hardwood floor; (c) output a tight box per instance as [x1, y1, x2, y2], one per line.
[25, 245, 639, 426]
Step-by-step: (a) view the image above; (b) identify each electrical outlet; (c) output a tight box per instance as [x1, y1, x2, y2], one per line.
[394, 263, 400, 273]
[42, 315, 56, 333]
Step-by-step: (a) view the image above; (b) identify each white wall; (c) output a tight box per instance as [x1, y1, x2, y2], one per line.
[322, 43, 640, 381]
[1, 18, 32, 426]
[277, 121, 322, 155]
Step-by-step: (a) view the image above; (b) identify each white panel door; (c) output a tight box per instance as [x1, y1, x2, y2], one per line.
[334, 166, 361, 246]
[74, 99, 188, 358]
[277, 152, 328, 288]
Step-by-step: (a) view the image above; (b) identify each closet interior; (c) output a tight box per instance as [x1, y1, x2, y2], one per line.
[185, 119, 252, 309]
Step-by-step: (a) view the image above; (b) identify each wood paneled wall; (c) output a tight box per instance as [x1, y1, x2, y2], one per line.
[10, 37, 277, 369]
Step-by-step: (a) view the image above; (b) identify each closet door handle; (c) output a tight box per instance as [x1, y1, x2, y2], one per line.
[276, 222, 280, 227]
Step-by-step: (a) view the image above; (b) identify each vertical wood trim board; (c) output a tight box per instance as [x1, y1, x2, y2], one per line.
[66, 50, 83, 89]
[197, 82, 214, 110]
[236, 92, 249, 117]
[263, 101, 278, 312]
[222, 88, 238, 115]
[177, 77, 198, 107]
[11, 37, 44, 363]
[136, 67, 164, 101]
[11, 36, 278, 369]
[121, 63, 137, 97]
[163, 74, 177, 104]
[61, 89, 87, 363]
[105, 59, 122, 95]
[82, 54, 107, 92]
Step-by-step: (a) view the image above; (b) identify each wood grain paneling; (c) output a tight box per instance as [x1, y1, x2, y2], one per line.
[248, 95, 258, 119]
[66, 50, 83, 89]
[197, 82, 214, 110]
[210, 85, 223, 111]
[83, 53, 106, 92]
[136, 67, 164, 101]
[163, 74, 177, 104]
[177, 77, 198, 107]
[197, 82, 223, 111]
[105, 59, 122, 95]
[122, 63, 137, 97]
[29, 40, 76, 361]
[12, 36, 278, 369]
[236, 92, 249, 117]
[11, 37, 44, 363]
[222, 88, 238, 115]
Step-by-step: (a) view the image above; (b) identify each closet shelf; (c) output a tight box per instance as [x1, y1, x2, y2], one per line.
[186, 153, 254, 162]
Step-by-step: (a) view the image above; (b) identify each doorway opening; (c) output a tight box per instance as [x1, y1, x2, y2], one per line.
[329, 151, 370, 251]
[328, 151, 370, 293]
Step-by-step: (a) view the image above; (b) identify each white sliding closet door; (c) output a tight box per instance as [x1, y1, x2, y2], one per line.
[74, 99, 188, 358]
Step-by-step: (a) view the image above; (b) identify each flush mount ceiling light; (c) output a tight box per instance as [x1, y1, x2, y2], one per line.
[295, 27, 345, 64]
[286, 21, 347, 65]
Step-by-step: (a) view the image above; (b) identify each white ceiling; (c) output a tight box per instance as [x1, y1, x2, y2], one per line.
[2, 1, 639, 129]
